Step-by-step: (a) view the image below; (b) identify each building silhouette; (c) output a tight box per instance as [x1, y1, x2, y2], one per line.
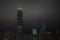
[17, 8, 23, 40]
[39, 24, 47, 40]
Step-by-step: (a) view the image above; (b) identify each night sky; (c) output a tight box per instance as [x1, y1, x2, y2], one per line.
[0, 0, 60, 32]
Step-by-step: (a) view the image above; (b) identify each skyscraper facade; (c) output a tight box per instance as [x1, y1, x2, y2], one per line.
[17, 8, 23, 40]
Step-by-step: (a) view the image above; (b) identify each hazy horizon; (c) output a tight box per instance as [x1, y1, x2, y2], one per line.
[0, 0, 60, 32]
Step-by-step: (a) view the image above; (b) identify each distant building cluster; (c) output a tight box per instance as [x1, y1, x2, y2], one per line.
[0, 30, 16, 40]
[0, 8, 60, 40]
[16, 8, 60, 40]
[0, 31, 60, 40]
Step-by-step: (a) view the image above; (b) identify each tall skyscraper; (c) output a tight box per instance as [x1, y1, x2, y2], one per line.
[17, 8, 23, 40]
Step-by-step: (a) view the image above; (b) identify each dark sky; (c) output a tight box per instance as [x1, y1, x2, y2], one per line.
[0, 0, 60, 32]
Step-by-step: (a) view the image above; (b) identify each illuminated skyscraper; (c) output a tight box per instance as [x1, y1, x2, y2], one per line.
[32, 27, 38, 40]
[17, 8, 23, 40]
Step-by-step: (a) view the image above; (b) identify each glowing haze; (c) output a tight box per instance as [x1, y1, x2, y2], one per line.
[0, 0, 60, 32]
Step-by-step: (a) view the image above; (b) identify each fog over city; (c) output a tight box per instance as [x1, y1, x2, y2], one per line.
[0, 0, 60, 32]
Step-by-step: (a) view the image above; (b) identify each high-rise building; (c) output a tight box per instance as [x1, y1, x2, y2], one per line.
[39, 24, 47, 40]
[32, 28, 38, 40]
[31, 24, 47, 40]
[17, 8, 23, 40]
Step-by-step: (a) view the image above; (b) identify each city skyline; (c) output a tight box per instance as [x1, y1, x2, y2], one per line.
[0, 0, 60, 32]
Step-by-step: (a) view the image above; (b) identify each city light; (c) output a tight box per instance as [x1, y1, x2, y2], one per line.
[32, 29, 37, 35]
[18, 8, 22, 10]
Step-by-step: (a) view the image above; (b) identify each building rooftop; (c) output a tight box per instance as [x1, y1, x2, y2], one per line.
[18, 8, 22, 10]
